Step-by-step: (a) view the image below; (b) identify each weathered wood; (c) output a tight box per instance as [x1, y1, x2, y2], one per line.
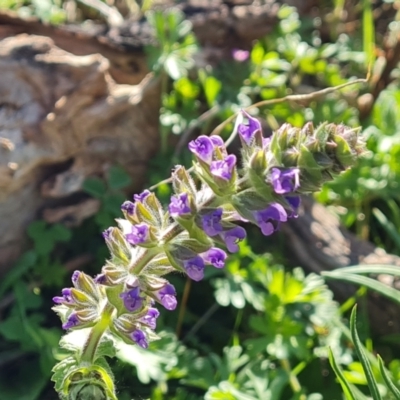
[0, 34, 161, 276]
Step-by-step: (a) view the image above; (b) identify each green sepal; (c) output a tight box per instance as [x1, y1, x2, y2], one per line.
[135, 202, 159, 226]
[105, 284, 127, 317]
[173, 237, 211, 254]
[75, 273, 100, 301]
[172, 165, 197, 197]
[144, 192, 165, 227]
[268, 131, 282, 164]
[247, 167, 274, 200]
[313, 122, 329, 147]
[332, 133, 355, 169]
[298, 144, 323, 181]
[106, 228, 131, 265]
[230, 190, 269, 222]
[249, 149, 267, 173]
[70, 289, 93, 306]
[312, 151, 334, 169]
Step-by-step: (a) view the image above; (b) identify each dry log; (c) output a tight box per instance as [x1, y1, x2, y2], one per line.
[0, 34, 161, 276]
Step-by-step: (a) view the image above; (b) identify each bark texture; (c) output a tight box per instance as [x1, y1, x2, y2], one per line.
[0, 34, 161, 276]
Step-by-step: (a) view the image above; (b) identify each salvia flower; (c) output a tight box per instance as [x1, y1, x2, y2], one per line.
[169, 192, 191, 218]
[270, 167, 300, 194]
[188, 136, 214, 163]
[139, 307, 160, 330]
[202, 208, 223, 236]
[130, 329, 148, 349]
[120, 287, 143, 312]
[221, 226, 246, 253]
[62, 313, 80, 330]
[202, 248, 227, 268]
[53, 288, 73, 305]
[286, 196, 301, 218]
[184, 256, 205, 281]
[253, 203, 287, 236]
[69, 270, 80, 283]
[238, 111, 262, 144]
[210, 135, 224, 147]
[134, 190, 151, 203]
[210, 154, 237, 181]
[125, 223, 150, 245]
[154, 284, 177, 310]
[121, 201, 135, 215]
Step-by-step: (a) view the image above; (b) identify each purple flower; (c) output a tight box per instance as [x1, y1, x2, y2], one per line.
[134, 190, 151, 203]
[238, 111, 262, 144]
[53, 288, 74, 305]
[120, 287, 143, 312]
[140, 308, 160, 330]
[286, 196, 301, 218]
[62, 313, 80, 330]
[188, 136, 214, 163]
[202, 248, 227, 268]
[102, 228, 112, 240]
[71, 271, 81, 284]
[270, 168, 300, 194]
[94, 274, 107, 284]
[121, 201, 135, 215]
[125, 223, 150, 245]
[210, 135, 224, 147]
[155, 284, 177, 310]
[169, 193, 191, 218]
[184, 256, 205, 281]
[232, 49, 250, 62]
[202, 208, 223, 236]
[253, 203, 287, 236]
[131, 329, 148, 349]
[210, 154, 237, 181]
[221, 226, 246, 253]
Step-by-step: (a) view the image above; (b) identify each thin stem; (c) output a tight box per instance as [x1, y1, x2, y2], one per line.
[280, 358, 306, 400]
[129, 246, 161, 275]
[175, 277, 192, 338]
[81, 302, 115, 364]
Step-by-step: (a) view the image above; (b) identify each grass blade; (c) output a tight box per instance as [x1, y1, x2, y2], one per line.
[322, 272, 400, 305]
[362, 0, 375, 67]
[378, 355, 400, 399]
[325, 265, 400, 277]
[373, 208, 400, 252]
[350, 306, 382, 400]
[328, 347, 357, 400]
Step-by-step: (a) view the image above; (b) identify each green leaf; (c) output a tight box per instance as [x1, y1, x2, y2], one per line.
[373, 208, 400, 252]
[50, 224, 72, 242]
[51, 356, 78, 392]
[323, 271, 400, 305]
[95, 336, 117, 361]
[325, 264, 400, 276]
[107, 166, 132, 190]
[0, 251, 37, 297]
[203, 75, 222, 106]
[378, 355, 400, 399]
[350, 306, 382, 400]
[83, 177, 107, 198]
[328, 347, 357, 400]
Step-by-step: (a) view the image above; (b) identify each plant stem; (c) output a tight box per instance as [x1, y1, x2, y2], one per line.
[81, 302, 115, 364]
[175, 277, 191, 338]
[280, 358, 306, 400]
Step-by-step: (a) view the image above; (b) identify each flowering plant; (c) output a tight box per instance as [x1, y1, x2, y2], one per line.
[51, 110, 365, 399]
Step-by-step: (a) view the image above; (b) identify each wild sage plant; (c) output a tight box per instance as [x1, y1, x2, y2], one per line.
[52, 111, 365, 399]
